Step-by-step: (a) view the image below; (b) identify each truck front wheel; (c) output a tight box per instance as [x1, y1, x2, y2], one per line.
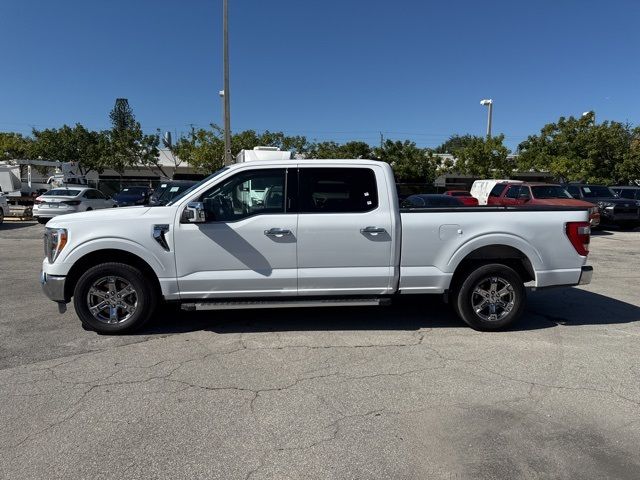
[73, 262, 157, 334]
[455, 263, 526, 331]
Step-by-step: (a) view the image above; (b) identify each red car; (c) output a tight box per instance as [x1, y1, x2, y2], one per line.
[486, 182, 600, 227]
[444, 190, 479, 206]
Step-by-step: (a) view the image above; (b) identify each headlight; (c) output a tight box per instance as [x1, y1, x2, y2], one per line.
[44, 227, 68, 263]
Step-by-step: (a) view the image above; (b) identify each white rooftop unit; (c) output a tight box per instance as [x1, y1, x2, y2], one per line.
[236, 146, 293, 163]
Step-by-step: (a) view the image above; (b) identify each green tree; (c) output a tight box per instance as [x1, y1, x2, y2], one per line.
[308, 140, 373, 159]
[172, 125, 312, 173]
[30, 124, 109, 175]
[617, 127, 640, 184]
[106, 98, 160, 175]
[172, 126, 225, 173]
[434, 134, 476, 154]
[374, 139, 437, 183]
[454, 135, 511, 178]
[0, 132, 32, 160]
[517, 113, 633, 183]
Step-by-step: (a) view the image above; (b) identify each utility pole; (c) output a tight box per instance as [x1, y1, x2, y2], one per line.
[222, 0, 232, 165]
[480, 99, 493, 138]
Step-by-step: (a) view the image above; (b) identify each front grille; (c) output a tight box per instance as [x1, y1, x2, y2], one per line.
[613, 206, 639, 214]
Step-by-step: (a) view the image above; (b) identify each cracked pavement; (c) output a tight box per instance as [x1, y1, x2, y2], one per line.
[1, 222, 639, 479]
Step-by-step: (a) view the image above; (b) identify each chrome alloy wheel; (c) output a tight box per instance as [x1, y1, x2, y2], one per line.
[471, 276, 515, 322]
[86, 276, 138, 324]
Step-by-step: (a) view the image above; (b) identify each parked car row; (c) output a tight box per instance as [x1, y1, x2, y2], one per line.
[486, 182, 601, 227]
[33, 181, 200, 224]
[442, 181, 640, 229]
[27, 179, 640, 230]
[33, 188, 116, 224]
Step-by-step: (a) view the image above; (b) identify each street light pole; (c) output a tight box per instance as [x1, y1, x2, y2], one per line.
[480, 99, 493, 138]
[222, 0, 232, 165]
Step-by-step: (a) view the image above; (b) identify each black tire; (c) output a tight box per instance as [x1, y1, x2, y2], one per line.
[73, 262, 157, 334]
[36, 217, 49, 224]
[455, 263, 526, 331]
[0, 211, 4, 225]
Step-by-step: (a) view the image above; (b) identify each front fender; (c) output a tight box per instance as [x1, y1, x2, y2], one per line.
[46, 237, 168, 277]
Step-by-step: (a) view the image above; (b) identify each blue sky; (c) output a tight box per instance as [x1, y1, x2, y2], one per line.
[1, 0, 639, 150]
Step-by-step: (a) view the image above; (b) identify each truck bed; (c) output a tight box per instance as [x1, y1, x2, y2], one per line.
[398, 206, 590, 293]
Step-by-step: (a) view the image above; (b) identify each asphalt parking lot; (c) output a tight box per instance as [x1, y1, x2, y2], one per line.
[1, 221, 639, 479]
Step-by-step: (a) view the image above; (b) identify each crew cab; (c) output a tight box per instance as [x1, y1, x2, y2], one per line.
[486, 182, 600, 227]
[40, 159, 593, 334]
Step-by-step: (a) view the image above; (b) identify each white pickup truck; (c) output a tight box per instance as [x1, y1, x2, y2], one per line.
[41, 159, 593, 333]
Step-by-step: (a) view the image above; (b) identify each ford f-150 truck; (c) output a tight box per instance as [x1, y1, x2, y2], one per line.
[40, 159, 593, 334]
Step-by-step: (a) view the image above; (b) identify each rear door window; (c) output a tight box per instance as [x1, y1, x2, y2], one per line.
[505, 185, 521, 199]
[299, 168, 378, 213]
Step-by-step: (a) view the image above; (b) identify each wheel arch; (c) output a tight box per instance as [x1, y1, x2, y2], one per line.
[449, 244, 536, 295]
[64, 249, 162, 301]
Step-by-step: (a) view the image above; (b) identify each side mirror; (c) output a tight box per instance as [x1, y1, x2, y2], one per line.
[184, 201, 206, 223]
[519, 193, 530, 201]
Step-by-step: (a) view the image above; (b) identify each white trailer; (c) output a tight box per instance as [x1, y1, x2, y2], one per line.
[0, 160, 88, 218]
[470, 179, 522, 205]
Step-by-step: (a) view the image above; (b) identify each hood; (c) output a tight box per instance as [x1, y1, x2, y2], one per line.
[46, 206, 153, 227]
[587, 197, 636, 205]
[531, 198, 595, 207]
[114, 192, 145, 201]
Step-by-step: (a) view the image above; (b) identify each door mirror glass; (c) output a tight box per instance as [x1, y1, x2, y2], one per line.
[184, 201, 206, 223]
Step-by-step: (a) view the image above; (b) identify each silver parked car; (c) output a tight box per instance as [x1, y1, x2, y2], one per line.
[34, 187, 116, 224]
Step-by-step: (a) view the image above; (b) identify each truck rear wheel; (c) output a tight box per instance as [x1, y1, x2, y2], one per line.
[73, 262, 157, 334]
[455, 263, 525, 331]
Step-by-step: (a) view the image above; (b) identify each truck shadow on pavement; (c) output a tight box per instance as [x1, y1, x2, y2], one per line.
[143, 288, 640, 335]
[0, 221, 38, 231]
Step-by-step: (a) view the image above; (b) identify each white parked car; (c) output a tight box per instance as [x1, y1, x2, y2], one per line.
[40, 159, 593, 334]
[34, 187, 116, 224]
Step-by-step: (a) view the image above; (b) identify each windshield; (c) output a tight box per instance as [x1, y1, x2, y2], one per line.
[43, 189, 82, 197]
[531, 185, 572, 199]
[165, 168, 229, 206]
[617, 189, 637, 199]
[581, 186, 616, 198]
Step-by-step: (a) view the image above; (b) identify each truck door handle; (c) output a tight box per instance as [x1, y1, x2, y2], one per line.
[360, 226, 386, 234]
[264, 228, 292, 237]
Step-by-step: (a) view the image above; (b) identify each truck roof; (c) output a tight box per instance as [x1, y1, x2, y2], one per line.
[229, 158, 387, 168]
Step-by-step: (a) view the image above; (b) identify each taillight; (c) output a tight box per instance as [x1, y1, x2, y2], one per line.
[566, 221, 590, 256]
[62, 200, 81, 206]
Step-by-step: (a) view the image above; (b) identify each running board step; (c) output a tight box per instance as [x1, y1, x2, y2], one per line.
[181, 297, 391, 311]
